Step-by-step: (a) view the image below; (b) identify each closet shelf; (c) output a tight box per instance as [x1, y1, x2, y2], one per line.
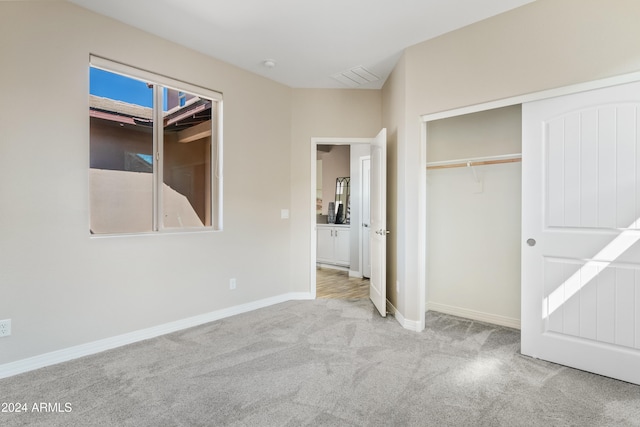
[426, 153, 522, 170]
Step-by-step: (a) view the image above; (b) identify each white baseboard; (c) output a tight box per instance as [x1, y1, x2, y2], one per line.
[427, 302, 521, 330]
[316, 263, 348, 272]
[387, 301, 423, 332]
[288, 292, 314, 300]
[0, 292, 311, 380]
[348, 270, 362, 278]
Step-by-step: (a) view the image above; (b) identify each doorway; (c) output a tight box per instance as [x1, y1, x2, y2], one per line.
[313, 140, 370, 296]
[310, 130, 387, 316]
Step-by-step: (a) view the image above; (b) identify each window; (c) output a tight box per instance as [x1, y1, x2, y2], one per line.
[89, 56, 223, 234]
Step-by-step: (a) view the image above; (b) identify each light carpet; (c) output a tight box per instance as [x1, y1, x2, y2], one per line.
[1, 299, 639, 426]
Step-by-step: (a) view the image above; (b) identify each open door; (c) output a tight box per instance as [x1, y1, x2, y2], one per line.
[370, 128, 387, 317]
[522, 81, 640, 385]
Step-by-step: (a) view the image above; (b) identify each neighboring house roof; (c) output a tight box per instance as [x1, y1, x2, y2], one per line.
[90, 94, 153, 119]
[90, 94, 212, 132]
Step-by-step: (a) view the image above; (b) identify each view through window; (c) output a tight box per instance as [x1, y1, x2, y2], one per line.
[89, 59, 222, 234]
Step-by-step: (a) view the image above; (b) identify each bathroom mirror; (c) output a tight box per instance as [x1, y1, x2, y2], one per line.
[334, 177, 350, 224]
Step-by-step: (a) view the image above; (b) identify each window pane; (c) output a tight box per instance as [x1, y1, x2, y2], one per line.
[89, 67, 154, 234]
[162, 88, 213, 228]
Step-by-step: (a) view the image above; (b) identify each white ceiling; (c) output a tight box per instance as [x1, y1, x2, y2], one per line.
[68, 0, 535, 89]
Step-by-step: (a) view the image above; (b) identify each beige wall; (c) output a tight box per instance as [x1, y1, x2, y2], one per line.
[406, 0, 640, 117]
[381, 54, 406, 312]
[0, 1, 294, 365]
[426, 106, 521, 162]
[289, 89, 381, 294]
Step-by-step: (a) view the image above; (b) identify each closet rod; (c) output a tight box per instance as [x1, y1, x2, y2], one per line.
[426, 153, 522, 170]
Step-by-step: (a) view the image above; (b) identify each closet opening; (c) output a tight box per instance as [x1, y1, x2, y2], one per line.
[425, 105, 523, 329]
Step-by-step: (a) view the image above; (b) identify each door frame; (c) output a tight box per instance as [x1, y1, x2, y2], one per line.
[310, 137, 375, 299]
[420, 71, 640, 325]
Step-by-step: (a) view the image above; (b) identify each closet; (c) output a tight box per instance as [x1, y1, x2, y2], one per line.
[426, 105, 522, 328]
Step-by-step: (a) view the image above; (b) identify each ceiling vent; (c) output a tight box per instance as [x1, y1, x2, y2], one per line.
[332, 66, 380, 87]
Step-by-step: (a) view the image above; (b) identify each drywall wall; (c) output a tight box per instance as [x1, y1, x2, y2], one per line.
[406, 0, 640, 117]
[380, 54, 406, 314]
[0, 1, 294, 365]
[426, 106, 522, 327]
[383, 0, 640, 326]
[426, 106, 522, 162]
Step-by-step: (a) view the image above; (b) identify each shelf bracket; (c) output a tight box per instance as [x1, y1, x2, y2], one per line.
[467, 161, 480, 182]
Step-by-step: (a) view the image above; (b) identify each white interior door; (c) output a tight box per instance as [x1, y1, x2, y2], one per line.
[370, 129, 387, 317]
[522, 81, 640, 385]
[362, 156, 371, 278]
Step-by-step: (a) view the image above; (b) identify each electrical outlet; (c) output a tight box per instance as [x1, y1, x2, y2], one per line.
[229, 278, 236, 290]
[0, 319, 11, 337]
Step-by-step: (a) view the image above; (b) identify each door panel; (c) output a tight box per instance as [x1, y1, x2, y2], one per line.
[362, 157, 371, 278]
[334, 228, 350, 265]
[522, 81, 640, 385]
[370, 129, 387, 317]
[316, 227, 334, 263]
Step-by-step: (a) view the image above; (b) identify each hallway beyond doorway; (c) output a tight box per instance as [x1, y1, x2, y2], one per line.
[316, 268, 369, 299]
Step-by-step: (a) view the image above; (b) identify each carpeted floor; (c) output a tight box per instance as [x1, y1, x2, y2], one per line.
[1, 299, 639, 426]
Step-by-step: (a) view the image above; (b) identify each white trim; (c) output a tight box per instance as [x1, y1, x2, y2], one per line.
[312, 137, 373, 145]
[287, 292, 315, 301]
[0, 292, 312, 380]
[388, 300, 422, 332]
[310, 147, 317, 299]
[348, 270, 363, 278]
[420, 70, 640, 122]
[427, 302, 521, 330]
[417, 121, 427, 332]
[90, 55, 223, 101]
[153, 84, 163, 231]
[214, 100, 224, 230]
[316, 263, 349, 271]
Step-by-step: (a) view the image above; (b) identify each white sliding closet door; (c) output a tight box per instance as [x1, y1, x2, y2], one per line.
[522, 80, 640, 385]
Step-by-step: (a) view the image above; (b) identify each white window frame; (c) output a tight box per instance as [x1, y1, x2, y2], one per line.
[89, 55, 223, 233]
